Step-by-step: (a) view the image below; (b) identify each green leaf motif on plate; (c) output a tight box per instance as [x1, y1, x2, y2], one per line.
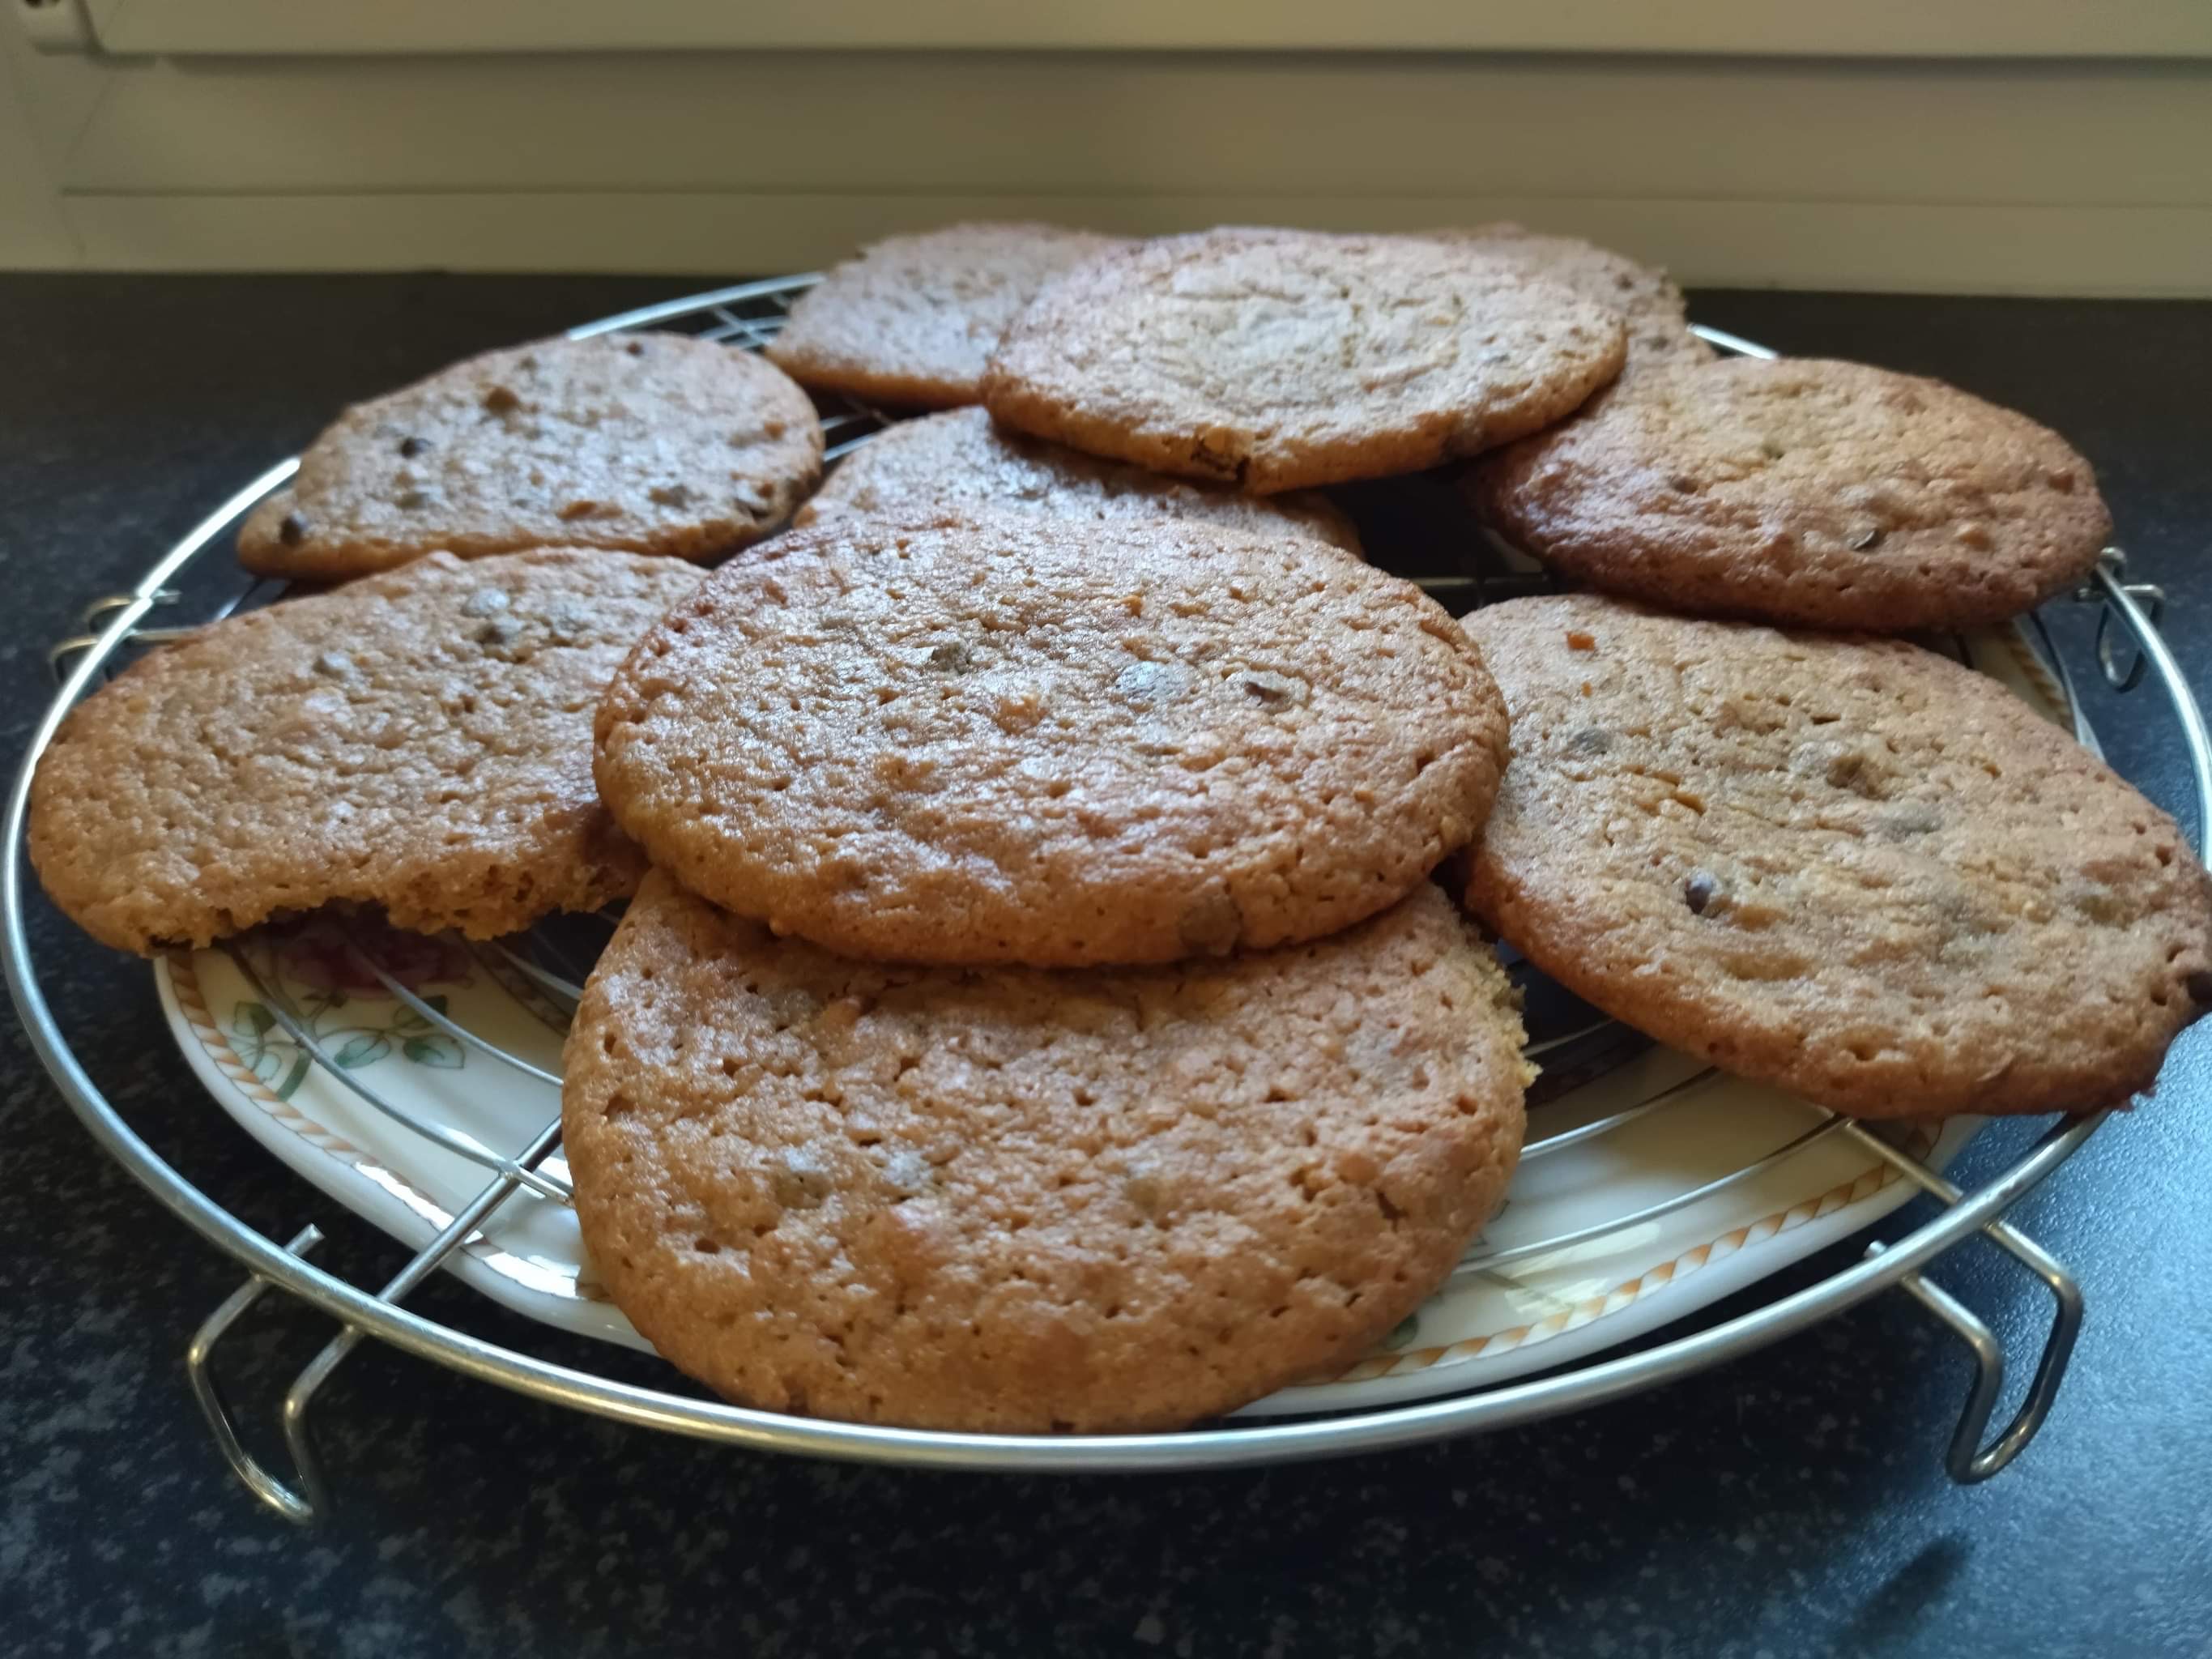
[211, 936, 484, 1099]
[229, 1000, 291, 1088]
[330, 1033, 390, 1069]
[275, 1051, 313, 1102]
[392, 993, 452, 1035]
[403, 1034, 465, 1069]
[1383, 1314, 1421, 1350]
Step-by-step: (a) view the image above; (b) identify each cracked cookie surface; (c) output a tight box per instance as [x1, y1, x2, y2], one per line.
[562, 871, 1528, 1431]
[31, 549, 703, 953]
[1428, 222, 1711, 371]
[595, 513, 1507, 966]
[238, 334, 822, 580]
[765, 221, 1125, 409]
[1466, 356, 2111, 631]
[1463, 593, 2212, 1117]
[982, 228, 1626, 494]
[795, 407, 1362, 554]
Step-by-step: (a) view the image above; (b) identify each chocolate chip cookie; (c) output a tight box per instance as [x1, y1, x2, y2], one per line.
[30, 549, 704, 953]
[795, 407, 1361, 553]
[765, 222, 1124, 409]
[595, 513, 1508, 966]
[563, 871, 1529, 1431]
[237, 334, 823, 581]
[982, 228, 1626, 493]
[1467, 356, 2112, 631]
[1463, 593, 2212, 1118]
[1430, 223, 1710, 370]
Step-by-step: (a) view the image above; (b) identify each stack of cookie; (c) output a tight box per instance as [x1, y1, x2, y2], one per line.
[572, 514, 1532, 1431]
[768, 219, 2212, 1130]
[27, 216, 2212, 1435]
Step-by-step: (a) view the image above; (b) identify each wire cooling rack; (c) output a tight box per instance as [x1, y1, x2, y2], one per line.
[8, 276, 2207, 1525]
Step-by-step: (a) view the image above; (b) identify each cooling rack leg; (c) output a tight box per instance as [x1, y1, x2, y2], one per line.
[1848, 1121, 2089, 1484]
[186, 1225, 328, 1527]
[45, 590, 186, 686]
[1864, 1244, 2008, 1482]
[184, 1118, 565, 1524]
[1941, 1221, 2083, 1482]
[281, 1119, 567, 1512]
[2082, 556, 2212, 851]
[2077, 549, 2168, 694]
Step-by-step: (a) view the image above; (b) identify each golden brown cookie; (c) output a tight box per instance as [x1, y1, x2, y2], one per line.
[765, 222, 1125, 409]
[237, 334, 822, 581]
[794, 407, 1362, 554]
[595, 514, 1507, 967]
[981, 228, 1626, 493]
[29, 550, 704, 953]
[563, 871, 1529, 1432]
[1467, 356, 2112, 632]
[1464, 593, 2212, 1119]
[1430, 223, 1711, 370]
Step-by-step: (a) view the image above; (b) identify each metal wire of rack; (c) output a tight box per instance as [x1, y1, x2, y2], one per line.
[7, 276, 2204, 1525]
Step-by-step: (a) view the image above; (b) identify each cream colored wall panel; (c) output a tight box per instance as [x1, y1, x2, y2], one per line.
[75, 0, 2212, 59]
[0, 21, 81, 264]
[62, 191, 2212, 297]
[12, 8, 2210, 289]
[6, 32, 104, 177]
[53, 54, 2212, 210]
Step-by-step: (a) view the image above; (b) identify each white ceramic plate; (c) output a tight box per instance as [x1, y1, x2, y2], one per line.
[155, 621, 2081, 1415]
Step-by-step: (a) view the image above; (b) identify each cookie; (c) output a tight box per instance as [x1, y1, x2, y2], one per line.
[981, 228, 1626, 493]
[237, 334, 823, 581]
[29, 549, 705, 953]
[563, 870, 1528, 1432]
[1467, 356, 2112, 632]
[1463, 593, 2212, 1119]
[595, 513, 1508, 966]
[765, 223, 1125, 410]
[793, 407, 1362, 554]
[1430, 223, 1711, 369]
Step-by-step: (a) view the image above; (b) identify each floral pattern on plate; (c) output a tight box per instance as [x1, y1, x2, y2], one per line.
[224, 917, 474, 1098]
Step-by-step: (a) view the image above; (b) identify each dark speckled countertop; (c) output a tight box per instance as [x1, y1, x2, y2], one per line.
[3, 276, 2210, 1659]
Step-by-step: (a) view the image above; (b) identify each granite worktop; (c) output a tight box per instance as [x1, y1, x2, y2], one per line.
[2, 275, 2208, 1659]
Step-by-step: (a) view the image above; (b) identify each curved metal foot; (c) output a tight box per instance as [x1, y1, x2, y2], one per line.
[1852, 1117, 2091, 1484]
[1886, 1262, 2006, 1476]
[1865, 1226, 2083, 1483]
[2078, 555, 2212, 851]
[46, 591, 185, 684]
[47, 576, 283, 684]
[2078, 548, 2170, 693]
[181, 1120, 564, 1523]
[185, 1225, 330, 1526]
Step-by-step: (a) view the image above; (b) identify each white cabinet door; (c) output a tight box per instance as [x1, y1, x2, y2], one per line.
[58, 0, 2212, 58]
[6, 8, 2209, 288]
